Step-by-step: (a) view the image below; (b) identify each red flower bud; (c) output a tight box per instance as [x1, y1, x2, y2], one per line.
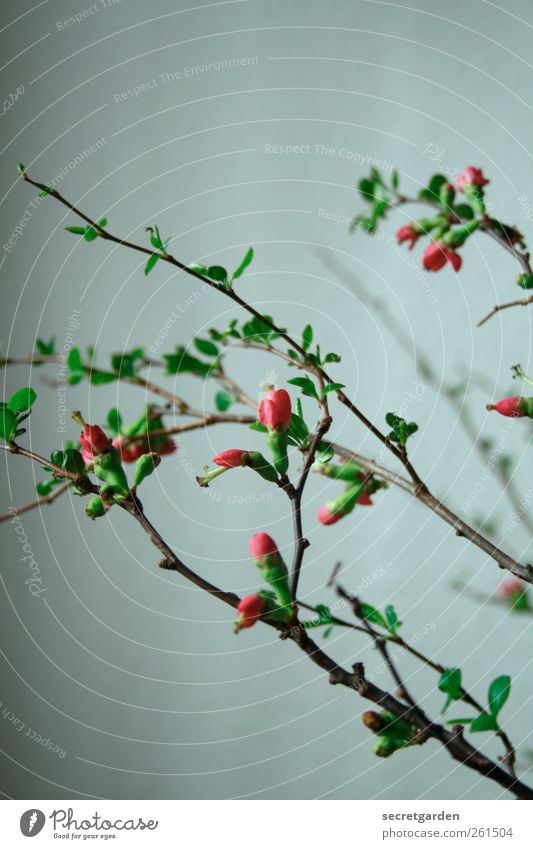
[318, 504, 343, 525]
[362, 710, 384, 732]
[422, 241, 462, 273]
[249, 532, 279, 560]
[456, 166, 489, 193]
[498, 577, 525, 599]
[357, 490, 373, 506]
[112, 436, 147, 463]
[235, 593, 265, 632]
[213, 449, 248, 468]
[78, 423, 112, 464]
[258, 388, 292, 430]
[154, 437, 176, 456]
[396, 224, 419, 250]
[486, 397, 526, 418]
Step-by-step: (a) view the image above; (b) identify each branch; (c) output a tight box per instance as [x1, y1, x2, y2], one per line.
[4, 440, 531, 798]
[0, 481, 70, 524]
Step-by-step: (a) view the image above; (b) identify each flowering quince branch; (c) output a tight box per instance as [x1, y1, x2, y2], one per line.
[353, 164, 533, 326]
[329, 579, 517, 777]
[2, 165, 532, 797]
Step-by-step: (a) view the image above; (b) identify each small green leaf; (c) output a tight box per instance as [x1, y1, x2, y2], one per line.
[146, 225, 164, 250]
[17, 163, 25, 174]
[232, 247, 254, 280]
[470, 712, 499, 733]
[358, 178, 375, 202]
[488, 675, 511, 718]
[453, 203, 474, 220]
[7, 387, 37, 413]
[249, 421, 268, 433]
[36, 337, 55, 356]
[288, 413, 309, 446]
[0, 405, 17, 441]
[194, 338, 218, 358]
[189, 263, 210, 276]
[438, 667, 462, 713]
[287, 375, 319, 401]
[360, 603, 388, 630]
[315, 442, 334, 464]
[324, 352, 341, 363]
[65, 226, 87, 235]
[215, 390, 234, 412]
[302, 324, 313, 351]
[322, 382, 345, 397]
[107, 408, 122, 435]
[83, 226, 98, 242]
[144, 254, 159, 276]
[67, 348, 83, 372]
[391, 169, 399, 191]
[446, 718, 474, 726]
[207, 265, 228, 284]
[385, 604, 401, 634]
[89, 370, 117, 385]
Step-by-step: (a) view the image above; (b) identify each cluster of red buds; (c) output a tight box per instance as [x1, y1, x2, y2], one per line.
[234, 532, 293, 633]
[314, 459, 381, 526]
[396, 166, 491, 273]
[112, 407, 176, 463]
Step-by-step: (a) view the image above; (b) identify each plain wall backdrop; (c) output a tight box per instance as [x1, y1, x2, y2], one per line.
[1, 0, 533, 800]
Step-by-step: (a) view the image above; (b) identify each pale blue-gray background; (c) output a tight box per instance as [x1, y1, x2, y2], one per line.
[1, 0, 533, 800]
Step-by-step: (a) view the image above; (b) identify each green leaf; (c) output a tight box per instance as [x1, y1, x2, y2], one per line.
[36, 337, 55, 356]
[470, 712, 499, 733]
[107, 408, 122, 435]
[391, 169, 399, 192]
[302, 324, 313, 351]
[67, 348, 83, 372]
[215, 390, 234, 412]
[385, 604, 401, 634]
[453, 203, 474, 220]
[89, 370, 117, 385]
[358, 178, 375, 202]
[446, 718, 474, 726]
[315, 442, 334, 464]
[488, 675, 511, 718]
[288, 413, 309, 446]
[287, 375, 319, 402]
[144, 254, 159, 276]
[324, 352, 341, 363]
[438, 667, 462, 713]
[207, 265, 228, 284]
[83, 226, 99, 242]
[17, 163, 25, 174]
[360, 603, 388, 630]
[425, 173, 447, 200]
[7, 387, 36, 413]
[194, 338, 218, 357]
[65, 225, 87, 235]
[322, 382, 345, 396]
[164, 347, 211, 378]
[232, 247, 254, 280]
[188, 263, 210, 276]
[249, 421, 268, 433]
[0, 405, 17, 441]
[146, 226, 164, 250]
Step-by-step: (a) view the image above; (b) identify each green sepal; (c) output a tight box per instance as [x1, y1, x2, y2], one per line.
[441, 219, 480, 248]
[517, 397, 533, 417]
[463, 183, 485, 215]
[266, 427, 289, 476]
[84, 496, 107, 520]
[255, 553, 291, 609]
[92, 447, 129, 494]
[133, 452, 161, 487]
[245, 451, 279, 483]
[313, 460, 363, 481]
